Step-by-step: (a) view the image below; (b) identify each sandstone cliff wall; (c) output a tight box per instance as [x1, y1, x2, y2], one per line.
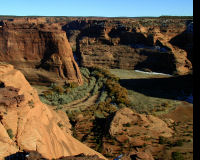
[0, 20, 83, 85]
[0, 63, 105, 160]
[63, 18, 193, 75]
[0, 17, 193, 81]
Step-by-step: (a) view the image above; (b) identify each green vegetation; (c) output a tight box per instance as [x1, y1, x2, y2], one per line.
[7, 129, 14, 139]
[40, 67, 129, 110]
[158, 136, 168, 144]
[40, 80, 94, 106]
[123, 123, 131, 127]
[37, 67, 192, 159]
[159, 16, 193, 19]
[158, 136, 186, 148]
[166, 139, 185, 147]
[171, 152, 184, 160]
[28, 100, 34, 108]
[105, 79, 130, 106]
[57, 122, 63, 128]
[172, 139, 184, 147]
[109, 69, 182, 114]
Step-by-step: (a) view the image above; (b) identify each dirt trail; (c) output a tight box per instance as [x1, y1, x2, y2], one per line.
[62, 93, 99, 110]
[32, 84, 100, 111]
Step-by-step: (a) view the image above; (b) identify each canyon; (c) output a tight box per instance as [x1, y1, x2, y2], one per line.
[64, 17, 193, 75]
[0, 63, 106, 160]
[0, 16, 193, 160]
[0, 16, 193, 85]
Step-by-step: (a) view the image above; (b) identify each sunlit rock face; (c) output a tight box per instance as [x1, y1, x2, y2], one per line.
[0, 19, 83, 85]
[0, 63, 106, 160]
[0, 17, 193, 77]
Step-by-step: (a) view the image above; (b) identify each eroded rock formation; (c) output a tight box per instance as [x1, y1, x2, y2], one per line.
[64, 18, 193, 75]
[0, 63, 105, 160]
[109, 107, 174, 138]
[0, 19, 83, 85]
[0, 17, 193, 78]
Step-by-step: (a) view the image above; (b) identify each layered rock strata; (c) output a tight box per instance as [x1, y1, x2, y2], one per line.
[0, 20, 83, 85]
[64, 18, 193, 75]
[0, 17, 193, 76]
[0, 63, 105, 160]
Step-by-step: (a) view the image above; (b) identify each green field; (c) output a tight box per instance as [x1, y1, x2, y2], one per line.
[109, 69, 192, 114]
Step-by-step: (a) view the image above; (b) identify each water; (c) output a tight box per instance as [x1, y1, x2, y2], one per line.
[134, 70, 172, 76]
[185, 94, 193, 103]
[177, 92, 193, 104]
[130, 44, 169, 52]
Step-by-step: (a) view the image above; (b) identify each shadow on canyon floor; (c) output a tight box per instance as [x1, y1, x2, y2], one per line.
[119, 74, 193, 102]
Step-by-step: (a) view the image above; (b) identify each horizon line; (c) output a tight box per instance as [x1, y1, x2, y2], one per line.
[0, 15, 193, 18]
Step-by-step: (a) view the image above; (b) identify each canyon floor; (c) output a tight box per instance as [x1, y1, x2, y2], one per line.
[110, 69, 193, 160]
[32, 68, 193, 160]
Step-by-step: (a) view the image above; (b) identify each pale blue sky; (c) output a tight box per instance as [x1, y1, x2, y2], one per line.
[0, 0, 193, 17]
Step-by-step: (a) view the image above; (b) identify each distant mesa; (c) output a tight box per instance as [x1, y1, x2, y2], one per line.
[0, 17, 193, 85]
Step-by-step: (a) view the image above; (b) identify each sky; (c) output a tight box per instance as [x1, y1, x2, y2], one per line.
[0, 0, 193, 17]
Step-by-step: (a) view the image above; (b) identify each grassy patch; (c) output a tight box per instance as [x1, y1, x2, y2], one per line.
[109, 69, 182, 114]
[7, 129, 14, 139]
[171, 152, 184, 160]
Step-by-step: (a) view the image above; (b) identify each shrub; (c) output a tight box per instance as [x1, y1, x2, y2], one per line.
[39, 96, 52, 105]
[65, 88, 71, 93]
[173, 139, 184, 146]
[70, 82, 79, 88]
[105, 79, 130, 106]
[40, 67, 130, 110]
[171, 152, 184, 160]
[7, 129, 14, 139]
[91, 83, 99, 96]
[90, 66, 119, 82]
[28, 100, 34, 108]
[55, 105, 63, 110]
[105, 97, 112, 104]
[65, 82, 79, 88]
[158, 136, 168, 144]
[91, 70, 104, 79]
[72, 46, 76, 52]
[123, 123, 131, 127]
[52, 85, 64, 94]
[118, 103, 127, 109]
[57, 122, 63, 128]
[80, 67, 90, 78]
[97, 91, 108, 103]
[42, 90, 54, 97]
[161, 102, 170, 108]
[94, 111, 105, 119]
[93, 102, 118, 118]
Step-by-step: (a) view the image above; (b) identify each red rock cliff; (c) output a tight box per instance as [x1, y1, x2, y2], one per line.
[0, 19, 83, 85]
[63, 18, 193, 75]
[0, 63, 105, 159]
[0, 17, 193, 78]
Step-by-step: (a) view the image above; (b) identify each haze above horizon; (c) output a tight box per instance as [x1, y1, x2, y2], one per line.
[0, 0, 193, 17]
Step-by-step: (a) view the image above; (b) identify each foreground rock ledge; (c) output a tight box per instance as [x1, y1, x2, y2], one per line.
[0, 63, 106, 160]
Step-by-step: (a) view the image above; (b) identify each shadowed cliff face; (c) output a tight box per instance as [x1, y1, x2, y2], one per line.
[63, 18, 193, 75]
[5, 151, 104, 160]
[169, 21, 193, 64]
[0, 20, 83, 85]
